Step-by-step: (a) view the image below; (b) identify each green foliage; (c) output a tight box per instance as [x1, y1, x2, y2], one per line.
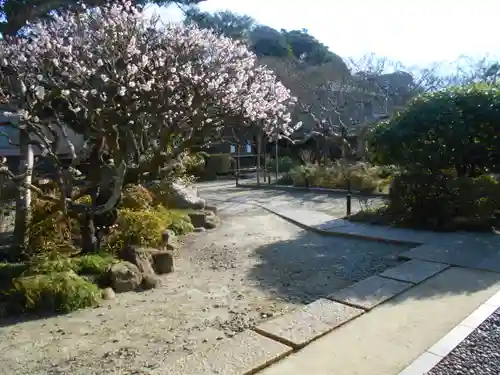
[0, 262, 28, 288]
[102, 206, 193, 253]
[198, 153, 235, 180]
[120, 184, 154, 210]
[184, 8, 347, 69]
[184, 152, 207, 176]
[5, 271, 101, 314]
[369, 84, 500, 175]
[387, 171, 500, 230]
[27, 194, 77, 256]
[288, 162, 389, 193]
[24, 254, 117, 276]
[164, 209, 195, 235]
[265, 156, 297, 174]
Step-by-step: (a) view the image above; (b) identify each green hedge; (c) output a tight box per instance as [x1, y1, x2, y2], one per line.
[197, 153, 235, 180]
[265, 156, 297, 174]
[388, 171, 500, 231]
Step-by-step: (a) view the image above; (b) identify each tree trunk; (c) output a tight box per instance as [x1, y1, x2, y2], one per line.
[12, 130, 34, 259]
[256, 132, 261, 186]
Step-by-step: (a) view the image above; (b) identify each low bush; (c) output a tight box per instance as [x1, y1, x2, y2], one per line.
[184, 152, 207, 176]
[287, 162, 389, 193]
[197, 153, 234, 180]
[120, 184, 154, 210]
[101, 206, 193, 253]
[0, 262, 28, 288]
[387, 171, 500, 231]
[5, 271, 101, 314]
[24, 253, 117, 276]
[265, 156, 297, 174]
[27, 194, 76, 257]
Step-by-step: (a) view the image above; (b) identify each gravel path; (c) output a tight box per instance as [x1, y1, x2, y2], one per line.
[428, 307, 500, 375]
[0, 197, 408, 375]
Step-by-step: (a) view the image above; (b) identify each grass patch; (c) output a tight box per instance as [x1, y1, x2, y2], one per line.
[24, 253, 117, 276]
[6, 271, 101, 314]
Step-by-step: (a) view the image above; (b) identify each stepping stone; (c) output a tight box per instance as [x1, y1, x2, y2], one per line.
[327, 275, 413, 311]
[379, 260, 449, 284]
[473, 251, 500, 273]
[400, 244, 491, 268]
[254, 298, 364, 349]
[162, 330, 292, 375]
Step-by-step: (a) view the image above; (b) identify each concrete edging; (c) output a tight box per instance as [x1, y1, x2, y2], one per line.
[236, 182, 389, 199]
[398, 289, 500, 375]
[256, 204, 422, 246]
[246, 260, 451, 374]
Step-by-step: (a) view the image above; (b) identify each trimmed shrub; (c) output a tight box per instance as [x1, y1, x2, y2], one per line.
[288, 162, 387, 193]
[387, 171, 500, 230]
[265, 156, 296, 174]
[6, 271, 101, 314]
[199, 153, 234, 180]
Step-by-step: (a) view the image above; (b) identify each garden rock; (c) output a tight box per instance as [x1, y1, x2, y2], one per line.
[142, 274, 159, 290]
[188, 210, 221, 229]
[119, 245, 157, 278]
[168, 181, 206, 209]
[205, 204, 218, 214]
[162, 229, 180, 251]
[108, 262, 142, 293]
[102, 287, 116, 300]
[152, 252, 174, 274]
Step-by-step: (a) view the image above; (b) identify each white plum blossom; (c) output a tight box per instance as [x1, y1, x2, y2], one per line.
[0, 1, 295, 172]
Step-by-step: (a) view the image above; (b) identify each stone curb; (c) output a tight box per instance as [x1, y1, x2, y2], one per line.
[236, 182, 390, 199]
[256, 204, 422, 246]
[398, 288, 500, 375]
[245, 260, 449, 374]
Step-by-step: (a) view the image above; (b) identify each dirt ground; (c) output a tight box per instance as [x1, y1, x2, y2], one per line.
[0, 201, 409, 375]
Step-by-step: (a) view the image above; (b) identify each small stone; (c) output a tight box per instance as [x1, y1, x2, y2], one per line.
[205, 204, 218, 214]
[102, 287, 116, 300]
[152, 252, 174, 274]
[194, 227, 206, 233]
[108, 262, 142, 293]
[142, 274, 159, 290]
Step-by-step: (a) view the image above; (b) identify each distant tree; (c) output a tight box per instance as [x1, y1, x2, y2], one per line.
[0, 0, 206, 36]
[183, 7, 255, 41]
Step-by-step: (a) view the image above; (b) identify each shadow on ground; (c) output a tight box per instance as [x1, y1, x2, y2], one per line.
[200, 186, 384, 216]
[248, 228, 500, 306]
[247, 230, 409, 304]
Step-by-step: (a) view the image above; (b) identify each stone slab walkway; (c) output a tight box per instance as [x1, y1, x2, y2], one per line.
[258, 268, 500, 375]
[155, 195, 500, 375]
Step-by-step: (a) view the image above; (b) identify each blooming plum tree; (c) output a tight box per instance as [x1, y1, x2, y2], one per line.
[0, 1, 295, 253]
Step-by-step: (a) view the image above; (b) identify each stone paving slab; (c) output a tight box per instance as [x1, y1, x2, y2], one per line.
[400, 242, 500, 269]
[254, 298, 364, 349]
[327, 275, 413, 310]
[160, 330, 292, 375]
[379, 260, 450, 284]
[259, 268, 500, 375]
[472, 251, 500, 273]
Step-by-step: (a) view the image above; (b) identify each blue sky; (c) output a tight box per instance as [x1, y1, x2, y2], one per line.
[146, 0, 499, 67]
